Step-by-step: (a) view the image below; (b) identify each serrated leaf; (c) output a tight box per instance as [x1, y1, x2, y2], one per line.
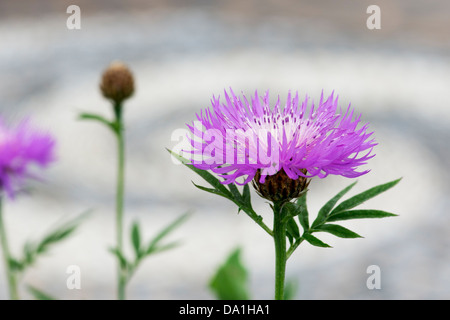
[312, 181, 357, 228]
[167, 149, 232, 198]
[146, 212, 189, 255]
[314, 224, 362, 238]
[209, 247, 250, 300]
[330, 179, 401, 215]
[27, 286, 56, 300]
[302, 233, 332, 248]
[131, 222, 141, 258]
[327, 209, 397, 222]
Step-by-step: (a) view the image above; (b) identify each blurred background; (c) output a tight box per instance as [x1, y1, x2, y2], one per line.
[0, 0, 449, 299]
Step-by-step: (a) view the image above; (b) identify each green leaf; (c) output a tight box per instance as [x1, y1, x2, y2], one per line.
[330, 178, 401, 215]
[168, 149, 273, 237]
[312, 181, 357, 228]
[23, 241, 34, 265]
[327, 209, 397, 222]
[109, 247, 128, 270]
[296, 194, 309, 232]
[286, 217, 300, 244]
[27, 286, 56, 300]
[242, 184, 251, 207]
[281, 202, 299, 218]
[187, 166, 232, 198]
[225, 183, 254, 215]
[283, 278, 298, 300]
[302, 233, 332, 248]
[209, 247, 250, 300]
[146, 212, 190, 255]
[227, 183, 242, 201]
[313, 224, 363, 238]
[167, 149, 233, 198]
[192, 182, 229, 199]
[79, 112, 117, 133]
[131, 222, 141, 258]
[147, 241, 181, 255]
[19, 211, 90, 270]
[8, 257, 24, 272]
[36, 225, 78, 254]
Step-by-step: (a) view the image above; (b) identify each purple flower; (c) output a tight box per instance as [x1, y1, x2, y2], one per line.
[186, 89, 376, 186]
[0, 118, 56, 199]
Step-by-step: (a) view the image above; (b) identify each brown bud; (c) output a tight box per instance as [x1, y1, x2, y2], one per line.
[252, 168, 310, 203]
[100, 61, 134, 104]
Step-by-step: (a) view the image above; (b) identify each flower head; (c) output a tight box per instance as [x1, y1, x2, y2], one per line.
[0, 118, 56, 199]
[186, 89, 376, 196]
[100, 61, 134, 105]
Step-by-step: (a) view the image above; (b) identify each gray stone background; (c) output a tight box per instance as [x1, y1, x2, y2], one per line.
[0, 0, 449, 299]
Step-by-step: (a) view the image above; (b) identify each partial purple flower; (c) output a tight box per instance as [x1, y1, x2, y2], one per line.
[186, 89, 376, 188]
[0, 118, 56, 199]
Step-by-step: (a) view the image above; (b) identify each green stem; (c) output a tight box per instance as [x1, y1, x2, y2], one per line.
[0, 197, 19, 300]
[246, 210, 273, 237]
[273, 201, 287, 300]
[114, 102, 127, 300]
[257, 219, 273, 237]
[286, 238, 304, 260]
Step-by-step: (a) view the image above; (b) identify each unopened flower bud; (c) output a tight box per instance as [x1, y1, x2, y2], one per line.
[100, 61, 134, 104]
[252, 169, 310, 203]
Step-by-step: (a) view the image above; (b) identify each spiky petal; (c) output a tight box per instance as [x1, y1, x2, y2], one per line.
[186, 89, 376, 186]
[0, 118, 56, 199]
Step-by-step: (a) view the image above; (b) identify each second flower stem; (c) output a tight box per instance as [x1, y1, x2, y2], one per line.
[273, 201, 287, 300]
[114, 102, 126, 300]
[0, 197, 19, 300]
